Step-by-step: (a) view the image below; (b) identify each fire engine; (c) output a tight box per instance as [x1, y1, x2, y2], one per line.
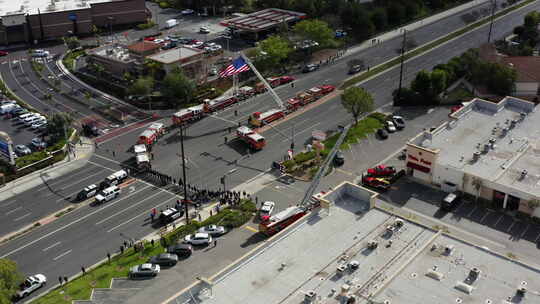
[203, 95, 238, 113]
[138, 129, 158, 145]
[249, 109, 285, 127]
[236, 126, 266, 150]
[172, 105, 204, 125]
[258, 206, 307, 236]
[254, 75, 295, 93]
[286, 85, 335, 111]
[148, 122, 165, 136]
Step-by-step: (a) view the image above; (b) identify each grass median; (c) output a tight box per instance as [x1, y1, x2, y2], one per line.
[34, 200, 256, 304]
[341, 0, 536, 89]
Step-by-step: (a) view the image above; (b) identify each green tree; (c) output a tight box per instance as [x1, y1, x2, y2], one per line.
[0, 259, 24, 303]
[128, 76, 154, 97]
[293, 19, 334, 47]
[47, 112, 73, 141]
[411, 70, 432, 98]
[404, 0, 421, 20]
[161, 68, 195, 107]
[371, 8, 388, 31]
[341, 87, 374, 124]
[64, 36, 81, 50]
[524, 11, 540, 28]
[144, 60, 163, 80]
[485, 62, 517, 96]
[387, 3, 406, 26]
[430, 69, 448, 94]
[258, 35, 293, 67]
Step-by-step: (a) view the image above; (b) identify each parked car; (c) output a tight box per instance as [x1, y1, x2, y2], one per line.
[95, 186, 121, 204]
[167, 243, 193, 257]
[260, 201, 275, 220]
[302, 64, 320, 73]
[77, 184, 98, 201]
[392, 115, 405, 129]
[143, 36, 156, 41]
[199, 27, 210, 34]
[129, 263, 160, 278]
[15, 274, 46, 299]
[348, 64, 363, 74]
[184, 232, 212, 245]
[208, 67, 218, 76]
[198, 225, 226, 236]
[15, 144, 31, 156]
[0, 50, 8, 56]
[441, 192, 460, 211]
[31, 137, 47, 149]
[149, 253, 178, 266]
[385, 121, 396, 133]
[334, 151, 345, 166]
[181, 9, 195, 15]
[31, 120, 47, 130]
[31, 49, 50, 57]
[377, 128, 388, 139]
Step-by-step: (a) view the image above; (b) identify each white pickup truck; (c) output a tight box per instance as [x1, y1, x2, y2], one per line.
[16, 274, 47, 299]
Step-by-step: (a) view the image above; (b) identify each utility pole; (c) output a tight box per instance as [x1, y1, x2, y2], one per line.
[487, 0, 497, 43]
[179, 124, 189, 223]
[397, 29, 407, 105]
[290, 124, 295, 153]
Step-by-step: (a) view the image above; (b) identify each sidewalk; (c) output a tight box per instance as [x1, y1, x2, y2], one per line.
[0, 136, 95, 201]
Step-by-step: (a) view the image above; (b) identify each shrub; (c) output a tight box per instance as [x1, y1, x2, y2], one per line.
[15, 151, 49, 168]
[158, 1, 169, 8]
[293, 151, 316, 164]
[238, 200, 257, 213]
[136, 20, 156, 30]
[367, 112, 387, 124]
[283, 160, 295, 171]
[220, 210, 251, 228]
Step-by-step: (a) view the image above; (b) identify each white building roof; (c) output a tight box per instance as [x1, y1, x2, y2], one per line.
[1, 0, 114, 17]
[146, 47, 202, 65]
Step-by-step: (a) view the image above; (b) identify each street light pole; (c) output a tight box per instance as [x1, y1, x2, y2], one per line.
[179, 124, 189, 223]
[397, 29, 407, 104]
[487, 0, 496, 43]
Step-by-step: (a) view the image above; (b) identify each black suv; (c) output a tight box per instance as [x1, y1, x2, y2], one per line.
[167, 243, 193, 257]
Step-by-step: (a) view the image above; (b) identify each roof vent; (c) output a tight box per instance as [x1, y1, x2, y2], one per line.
[483, 143, 491, 153]
[520, 169, 528, 180]
[489, 138, 496, 146]
[472, 152, 481, 162]
[516, 286, 526, 297]
[520, 112, 526, 120]
[304, 290, 316, 302]
[426, 269, 444, 281]
[491, 127, 498, 135]
[510, 119, 517, 128]
[501, 127, 509, 137]
[455, 281, 474, 294]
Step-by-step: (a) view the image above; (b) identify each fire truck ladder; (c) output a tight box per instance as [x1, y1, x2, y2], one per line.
[298, 124, 351, 208]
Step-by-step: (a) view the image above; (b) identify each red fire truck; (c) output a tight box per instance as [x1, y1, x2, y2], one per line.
[172, 105, 204, 125]
[203, 96, 238, 113]
[138, 129, 158, 145]
[254, 76, 295, 93]
[249, 109, 285, 127]
[236, 126, 266, 150]
[148, 122, 165, 136]
[258, 206, 307, 236]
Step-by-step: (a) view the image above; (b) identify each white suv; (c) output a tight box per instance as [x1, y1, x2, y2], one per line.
[95, 186, 121, 204]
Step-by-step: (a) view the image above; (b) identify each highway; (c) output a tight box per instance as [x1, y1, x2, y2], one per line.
[1, 1, 539, 301]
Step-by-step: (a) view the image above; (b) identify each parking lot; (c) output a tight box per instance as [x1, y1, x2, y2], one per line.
[0, 110, 45, 152]
[380, 177, 540, 261]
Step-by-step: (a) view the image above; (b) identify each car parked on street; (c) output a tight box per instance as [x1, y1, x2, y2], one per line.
[184, 233, 212, 245]
[385, 121, 396, 133]
[348, 64, 363, 74]
[377, 128, 388, 139]
[77, 184, 98, 201]
[198, 225, 226, 236]
[15, 274, 46, 299]
[392, 116, 405, 130]
[334, 151, 345, 166]
[149, 253, 178, 266]
[31, 137, 47, 149]
[302, 63, 320, 73]
[0, 50, 8, 56]
[31, 49, 50, 57]
[15, 144, 31, 156]
[181, 9, 195, 15]
[129, 263, 160, 278]
[167, 243, 193, 257]
[199, 27, 210, 34]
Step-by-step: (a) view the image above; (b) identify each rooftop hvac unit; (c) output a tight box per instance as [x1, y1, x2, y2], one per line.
[337, 264, 347, 273]
[469, 267, 481, 278]
[367, 240, 378, 249]
[521, 169, 528, 180]
[516, 286, 527, 296]
[520, 112, 526, 120]
[472, 152, 481, 162]
[444, 244, 454, 255]
[501, 127, 509, 137]
[426, 269, 444, 281]
[304, 290, 316, 302]
[455, 281, 474, 294]
[491, 127, 498, 135]
[510, 119, 517, 128]
[483, 143, 490, 153]
[489, 138, 496, 145]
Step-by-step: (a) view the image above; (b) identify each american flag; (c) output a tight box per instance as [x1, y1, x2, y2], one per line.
[219, 56, 250, 77]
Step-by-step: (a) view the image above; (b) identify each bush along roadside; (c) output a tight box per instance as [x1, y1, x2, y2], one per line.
[33, 200, 256, 304]
[283, 114, 384, 179]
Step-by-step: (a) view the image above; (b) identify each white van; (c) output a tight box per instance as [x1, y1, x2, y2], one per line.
[24, 115, 44, 126]
[165, 19, 178, 29]
[95, 186, 121, 204]
[0, 103, 16, 114]
[17, 113, 34, 121]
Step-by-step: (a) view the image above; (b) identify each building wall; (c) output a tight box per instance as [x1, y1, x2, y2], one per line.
[28, 9, 93, 40]
[515, 81, 539, 96]
[87, 54, 134, 76]
[405, 143, 438, 183]
[91, 0, 147, 27]
[432, 164, 464, 191]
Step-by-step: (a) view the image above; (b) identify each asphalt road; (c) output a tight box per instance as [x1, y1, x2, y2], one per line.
[2, 1, 539, 301]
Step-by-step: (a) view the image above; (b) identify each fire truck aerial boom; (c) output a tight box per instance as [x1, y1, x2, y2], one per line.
[241, 53, 285, 110]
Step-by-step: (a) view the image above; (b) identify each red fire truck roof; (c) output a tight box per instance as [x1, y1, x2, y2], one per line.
[267, 206, 305, 224]
[140, 129, 155, 138]
[258, 109, 283, 120]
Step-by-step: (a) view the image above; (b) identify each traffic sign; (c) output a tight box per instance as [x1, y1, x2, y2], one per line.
[68, 13, 77, 21]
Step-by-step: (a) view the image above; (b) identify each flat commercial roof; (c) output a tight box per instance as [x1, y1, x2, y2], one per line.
[171, 182, 540, 304]
[221, 8, 306, 32]
[0, 0, 113, 17]
[411, 97, 540, 198]
[146, 47, 202, 65]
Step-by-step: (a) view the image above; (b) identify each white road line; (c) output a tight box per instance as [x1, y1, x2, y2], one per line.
[493, 214, 504, 227]
[282, 122, 321, 141]
[107, 197, 177, 232]
[37, 166, 102, 191]
[0, 200, 17, 208]
[42, 241, 61, 252]
[14, 213, 31, 221]
[96, 189, 167, 225]
[480, 210, 491, 223]
[54, 171, 109, 202]
[52, 249, 72, 261]
[520, 224, 530, 239]
[506, 221, 516, 233]
[466, 206, 477, 218]
[5, 206, 22, 215]
[0, 184, 150, 259]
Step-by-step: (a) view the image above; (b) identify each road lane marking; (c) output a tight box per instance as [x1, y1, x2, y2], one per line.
[0, 200, 17, 208]
[107, 197, 177, 232]
[244, 226, 258, 233]
[506, 221, 516, 233]
[96, 189, 168, 225]
[5, 206, 22, 215]
[0, 184, 150, 259]
[36, 166, 101, 191]
[53, 249, 72, 261]
[42, 241, 61, 252]
[14, 213, 31, 222]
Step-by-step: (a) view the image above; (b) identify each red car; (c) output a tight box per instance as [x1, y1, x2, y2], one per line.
[0, 50, 8, 56]
[367, 165, 396, 177]
[361, 176, 390, 191]
[143, 36, 156, 41]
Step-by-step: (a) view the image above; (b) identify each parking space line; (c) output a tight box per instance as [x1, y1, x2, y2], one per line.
[466, 205, 477, 218]
[244, 225, 258, 233]
[493, 214, 504, 228]
[535, 232, 540, 243]
[506, 221, 516, 233]
[14, 212, 31, 222]
[453, 201, 468, 214]
[107, 197, 177, 232]
[53, 249, 72, 261]
[519, 224, 530, 239]
[480, 210, 491, 223]
[5, 206, 22, 215]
